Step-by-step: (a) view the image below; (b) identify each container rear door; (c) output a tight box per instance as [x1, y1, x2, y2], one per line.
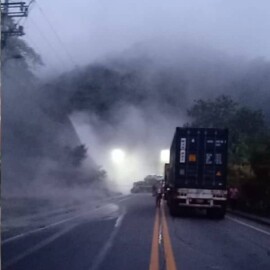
[177, 129, 227, 189]
[178, 129, 201, 187]
[202, 130, 227, 188]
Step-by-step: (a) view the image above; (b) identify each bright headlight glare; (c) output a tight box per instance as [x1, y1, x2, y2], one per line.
[111, 149, 126, 164]
[160, 149, 170, 163]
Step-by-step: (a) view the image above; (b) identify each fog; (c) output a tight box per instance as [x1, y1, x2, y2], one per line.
[24, 0, 270, 76]
[70, 106, 185, 193]
[2, 0, 270, 198]
[1, 38, 110, 200]
[41, 41, 268, 193]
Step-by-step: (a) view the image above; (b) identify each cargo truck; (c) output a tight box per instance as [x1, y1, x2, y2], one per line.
[166, 128, 228, 218]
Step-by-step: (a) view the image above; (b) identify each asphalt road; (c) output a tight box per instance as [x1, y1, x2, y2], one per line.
[2, 194, 270, 270]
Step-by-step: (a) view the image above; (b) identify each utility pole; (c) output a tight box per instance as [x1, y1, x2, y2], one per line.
[3, 0, 9, 13]
[1, 0, 29, 48]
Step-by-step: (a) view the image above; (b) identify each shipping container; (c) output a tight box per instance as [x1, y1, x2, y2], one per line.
[166, 127, 228, 218]
[169, 127, 228, 189]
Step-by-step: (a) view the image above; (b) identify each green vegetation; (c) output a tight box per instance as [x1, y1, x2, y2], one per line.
[186, 95, 270, 216]
[63, 145, 88, 167]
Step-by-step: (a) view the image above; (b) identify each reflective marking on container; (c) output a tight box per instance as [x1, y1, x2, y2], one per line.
[180, 150, 186, 163]
[180, 138, 186, 150]
[189, 154, 196, 162]
[215, 140, 224, 147]
[206, 153, 213, 164]
[215, 153, 222, 164]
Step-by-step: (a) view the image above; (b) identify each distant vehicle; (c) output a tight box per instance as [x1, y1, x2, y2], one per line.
[130, 181, 151, 193]
[131, 175, 163, 193]
[144, 175, 163, 185]
[165, 127, 228, 218]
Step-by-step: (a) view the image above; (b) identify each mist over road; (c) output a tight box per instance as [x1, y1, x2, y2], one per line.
[2, 194, 270, 270]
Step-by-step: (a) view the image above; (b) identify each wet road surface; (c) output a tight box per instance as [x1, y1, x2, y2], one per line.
[2, 194, 270, 270]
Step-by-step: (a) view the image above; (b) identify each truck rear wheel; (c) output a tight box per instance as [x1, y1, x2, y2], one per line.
[207, 208, 226, 219]
[169, 201, 178, 217]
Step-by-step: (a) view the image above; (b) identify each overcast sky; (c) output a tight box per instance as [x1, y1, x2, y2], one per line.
[22, 0, 270, 76]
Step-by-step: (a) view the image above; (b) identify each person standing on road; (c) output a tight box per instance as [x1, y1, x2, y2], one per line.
[155, 186, 162, 207]
[152, 184, 162, 207]
[229, 187, 239, 210]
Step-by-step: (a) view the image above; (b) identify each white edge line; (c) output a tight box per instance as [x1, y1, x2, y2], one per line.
[227, 216, 270, 236]
[115, 210, 126, 228]
[2, 195, 131, 245]
[3, 226, 74, 268]
[2, 206, 102, 245]
[90, 210, 126, 270]
[3, 207, 127, 268]
[117, 197, 132, 203]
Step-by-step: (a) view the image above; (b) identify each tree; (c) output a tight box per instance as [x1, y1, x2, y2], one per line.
[187, 95, 267, 163]
[63, 145, 88, 167]
[250, 138, 270, 179]
[1, 14, 43, 73]
[187, 95, 237, 129]
[70, 145, 88, 167]
[187, 95, 270, 215]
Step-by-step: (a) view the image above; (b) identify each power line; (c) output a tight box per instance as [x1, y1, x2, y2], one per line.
[12, 1, 70, 74]
[35, 1, 78, 68]
[25, 35, 61, 75]
[2, 0, 78, 73]
[27, 16, 69, 68]
[16, 0, 36, 26]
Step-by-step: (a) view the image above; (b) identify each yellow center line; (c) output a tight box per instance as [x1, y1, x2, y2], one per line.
[149, 208, 160, 270]
[161, 202, 177, 270]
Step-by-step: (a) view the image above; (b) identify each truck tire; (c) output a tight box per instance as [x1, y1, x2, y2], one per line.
[169, 202, 178, 217]
[207, 208, 226, 219]
[216, 208, 226, 219]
